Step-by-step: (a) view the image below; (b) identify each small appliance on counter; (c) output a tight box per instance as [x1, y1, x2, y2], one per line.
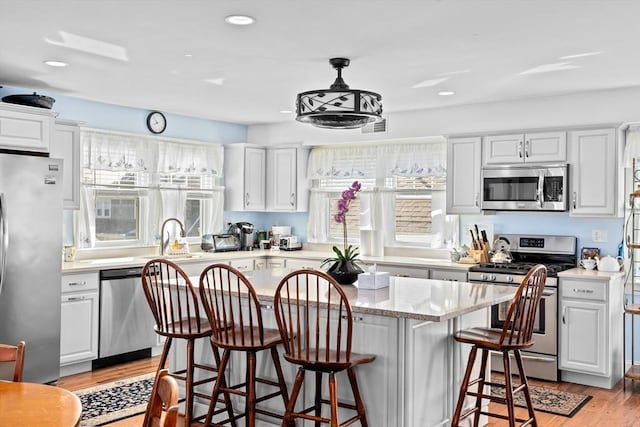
[271, 226, 291, 249]
[201, 233, 240, 252]
[227, 222, 255, 251]
[280, 236, 302, 251]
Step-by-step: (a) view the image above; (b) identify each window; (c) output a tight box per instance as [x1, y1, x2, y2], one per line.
[307, 139, 456, 249]
[77, 129, 224, 249]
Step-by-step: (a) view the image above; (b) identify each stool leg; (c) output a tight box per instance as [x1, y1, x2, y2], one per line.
[514, 349, 537, 427]
[347, 367, 368, 427]
[269, 347, 293, 426]
[451, 345, 478, 426]
[157, 337, 172, 370]
[209, 341, 237, 427]
[284, 367, 305, 426]
[246, 351, 257, 427]
[185, 338, 196, 423]
[315, 371, 322, 427]
[205, 349, 231, 426]
[473, 349, 489, 427]
[502, 351, 516, 427]
[328, 372, 338, 427]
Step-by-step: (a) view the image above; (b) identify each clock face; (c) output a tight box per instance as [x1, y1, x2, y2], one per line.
[147, 111, 166, 134]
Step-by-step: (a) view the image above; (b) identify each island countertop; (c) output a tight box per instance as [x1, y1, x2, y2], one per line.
[193, 268, 516, 323]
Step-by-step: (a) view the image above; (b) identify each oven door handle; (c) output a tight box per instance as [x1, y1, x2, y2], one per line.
[517, 354, 556, 363]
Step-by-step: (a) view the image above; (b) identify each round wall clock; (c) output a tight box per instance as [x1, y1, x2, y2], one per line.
[146, 111, 167, 134]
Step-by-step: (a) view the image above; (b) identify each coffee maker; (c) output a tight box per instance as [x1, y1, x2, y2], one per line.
[228, 222, 255, 251]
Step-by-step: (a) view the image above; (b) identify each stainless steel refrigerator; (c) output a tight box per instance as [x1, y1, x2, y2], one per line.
[0, 153, 63, 383]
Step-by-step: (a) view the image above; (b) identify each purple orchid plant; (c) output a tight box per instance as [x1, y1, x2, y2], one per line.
[321, 181, 364, 268]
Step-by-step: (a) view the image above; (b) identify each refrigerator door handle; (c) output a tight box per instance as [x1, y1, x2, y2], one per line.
[0, 193, 7, 296]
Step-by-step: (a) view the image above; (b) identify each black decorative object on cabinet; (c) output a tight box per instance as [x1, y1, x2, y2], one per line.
[326, 259, 364, 286]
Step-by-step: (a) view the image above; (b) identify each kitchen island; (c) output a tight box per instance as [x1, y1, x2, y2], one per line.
[171, 268, 516, 427]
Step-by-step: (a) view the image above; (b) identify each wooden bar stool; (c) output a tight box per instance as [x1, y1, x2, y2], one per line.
[274, 269, 375, 427]
[0, 341, 25, 382]
[143, 368, 179, 427]
[199, 264, 291, 426]
[141, 259, 234, 425]
[451, 264, 548, 427]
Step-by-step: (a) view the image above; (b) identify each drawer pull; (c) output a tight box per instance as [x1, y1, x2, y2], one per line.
[260, 304, 273, 311]
[67, 281, 86, 287]
[66, 296, 85, 301]
[341, 315, 364, 322]
[573, 288, 594, 294]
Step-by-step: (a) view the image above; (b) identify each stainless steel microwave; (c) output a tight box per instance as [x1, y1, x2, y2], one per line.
[481, 164, 568, 211]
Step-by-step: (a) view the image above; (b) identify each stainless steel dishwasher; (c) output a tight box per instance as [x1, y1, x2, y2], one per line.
[93, 266, 157, 369]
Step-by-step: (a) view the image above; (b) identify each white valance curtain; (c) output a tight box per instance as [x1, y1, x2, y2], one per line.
[307, 140, 447, 180]
[81, 129, 156, 172]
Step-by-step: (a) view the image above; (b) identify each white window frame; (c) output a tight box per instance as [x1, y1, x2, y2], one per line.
[92, 188, 149, 248]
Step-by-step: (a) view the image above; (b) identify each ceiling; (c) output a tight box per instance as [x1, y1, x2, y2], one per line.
[1, 0, 639, 126]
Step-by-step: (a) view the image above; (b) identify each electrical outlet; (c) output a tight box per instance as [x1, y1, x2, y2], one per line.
[592, 229, 608, 243]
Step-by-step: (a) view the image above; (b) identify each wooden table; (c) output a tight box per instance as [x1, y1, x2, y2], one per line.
[0, 381, 82, 426]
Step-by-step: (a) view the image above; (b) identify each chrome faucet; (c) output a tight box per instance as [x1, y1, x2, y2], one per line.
[160, 217, 186, 256]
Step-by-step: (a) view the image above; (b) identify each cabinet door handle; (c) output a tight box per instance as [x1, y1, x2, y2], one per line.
[572, 192, 577, 209]
[518, 140, 523, 158]
[66, 296, 85, 301]
[525, 140, 530, 158]
[341, 315, 364, 322]
[68, 281, 87, 287]
[474, 192, 479, 207]
[245, 192, 250, 206]
[260, 304, 273, 311]
[290, 193, 295, 207]
[562, 306, 566, 324]
[572, 288, 594, 294]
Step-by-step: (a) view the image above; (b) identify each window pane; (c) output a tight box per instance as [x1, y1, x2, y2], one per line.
[95, 196, 139, 241]
[185, 199, 202, 237]
[328, 198, 360, 242]
[395, 196, 432, 242]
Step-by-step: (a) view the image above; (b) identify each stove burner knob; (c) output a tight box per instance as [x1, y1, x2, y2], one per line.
[480, 273, 485, 281]
[490, 274, 497, 281]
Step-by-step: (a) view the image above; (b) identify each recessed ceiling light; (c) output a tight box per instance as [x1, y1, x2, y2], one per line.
[438, 91, 455, 96]
[224, 15, 255, 26]
[44, 60, 68, 67]
[184, 53, 193, 58]
[279, 110, 293, 114]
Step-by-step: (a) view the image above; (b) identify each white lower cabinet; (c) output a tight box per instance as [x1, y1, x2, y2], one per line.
[558, 275, 624, 388]
[378, 263, 429, 279]
[282, 257, 319, 270]
[60, 272, 99, 367]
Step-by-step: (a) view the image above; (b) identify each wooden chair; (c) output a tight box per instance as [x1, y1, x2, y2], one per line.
[451, 264, 548, 427]
[141, 259, 234, 425]
[274, 269, 376, 426]
[0, 341, 25, 382]
[143, 368, 179, 427]
[199, 264, 291, 426]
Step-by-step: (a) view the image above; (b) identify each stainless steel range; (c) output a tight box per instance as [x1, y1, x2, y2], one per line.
[468, 234, 577, 381]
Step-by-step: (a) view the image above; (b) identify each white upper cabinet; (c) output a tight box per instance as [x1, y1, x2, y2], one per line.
[0, 102, 56, 153]
[446, 136, 482, 214]
[50, 120, 81, 209]
[224, 144, 266, 211]
[483, 131, 566, 165]
[569, 128, 617, 216]
[266, 146, 309, 212]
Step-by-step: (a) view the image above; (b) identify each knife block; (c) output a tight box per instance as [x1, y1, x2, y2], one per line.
[470, 244, 490, 263]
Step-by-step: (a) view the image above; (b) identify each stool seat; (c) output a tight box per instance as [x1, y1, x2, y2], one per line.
[215, 326, 282, 351]
[451, 264, 547, 427]
[284, 350, 375, 371]
[154, 318, 213, 339]
[454, 327, 536, 351]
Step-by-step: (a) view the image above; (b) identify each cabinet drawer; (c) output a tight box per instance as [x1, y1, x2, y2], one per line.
[229, 258, 255, 272]
[61, 272, 99, 293]
[430, 269, 467, 282]
[560, 279, 606, 301]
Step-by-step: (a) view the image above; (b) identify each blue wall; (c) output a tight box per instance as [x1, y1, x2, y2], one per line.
[461, 212, 624, 258]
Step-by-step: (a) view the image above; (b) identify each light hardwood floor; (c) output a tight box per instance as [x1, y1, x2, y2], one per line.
[56, 356, 640, 426]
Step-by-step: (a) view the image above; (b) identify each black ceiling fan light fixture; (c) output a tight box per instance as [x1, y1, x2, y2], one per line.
[296, 57, 383, 129]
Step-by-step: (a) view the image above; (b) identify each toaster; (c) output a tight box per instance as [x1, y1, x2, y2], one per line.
[280, 236, 302, 251]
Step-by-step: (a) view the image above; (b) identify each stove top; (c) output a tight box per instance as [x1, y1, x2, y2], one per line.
[469, 261, 576, 277]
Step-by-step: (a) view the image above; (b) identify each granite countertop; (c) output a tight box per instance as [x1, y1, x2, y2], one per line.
[190, 268, 516, 322]
[61, 249, 472, 273]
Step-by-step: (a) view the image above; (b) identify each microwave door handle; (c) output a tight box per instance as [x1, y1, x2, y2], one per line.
[537, 174, 545, 209]
[0, 193, 7, 296]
